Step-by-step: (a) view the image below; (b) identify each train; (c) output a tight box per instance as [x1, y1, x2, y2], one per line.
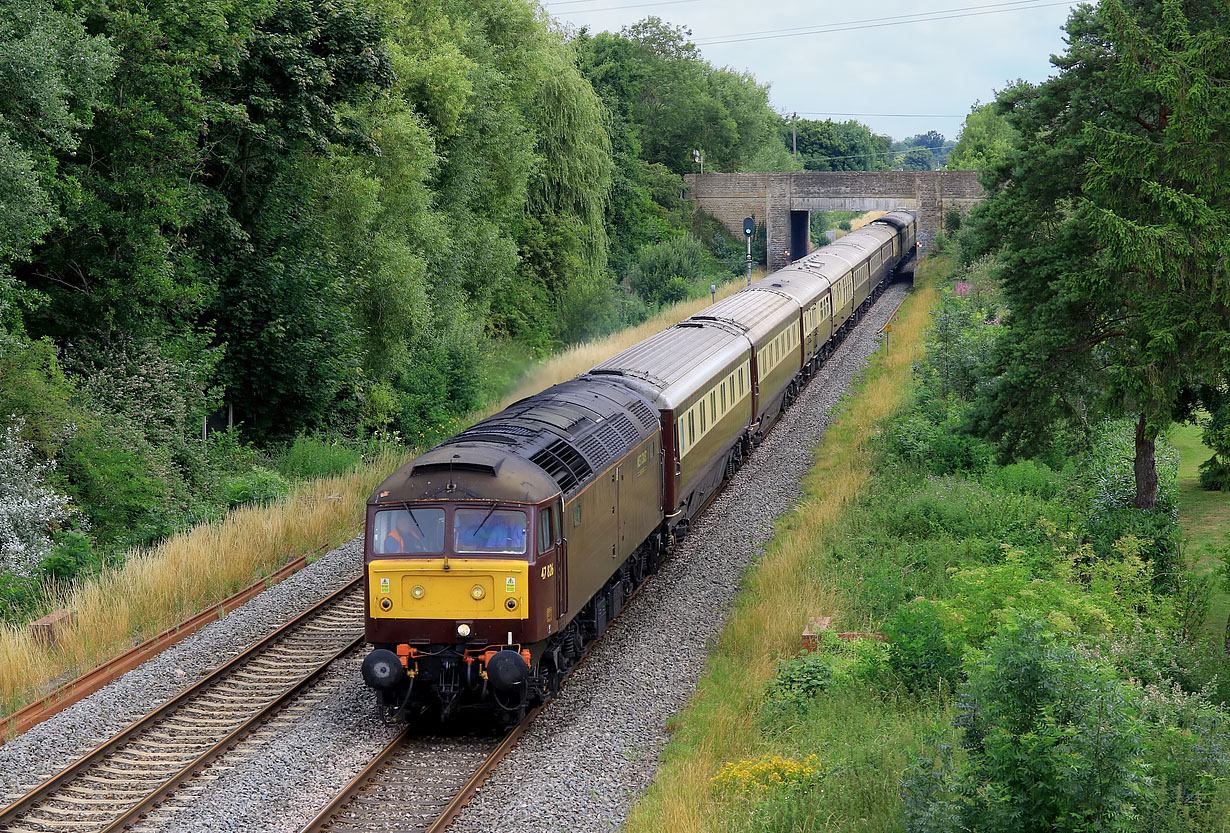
[360, 210, 918, 723]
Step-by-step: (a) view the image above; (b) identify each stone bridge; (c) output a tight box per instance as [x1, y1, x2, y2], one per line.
[685, 171, 985, 271]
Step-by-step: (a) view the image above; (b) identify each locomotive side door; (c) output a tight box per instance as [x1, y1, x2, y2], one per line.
[613, 465, 622, 559]
[551, 497, 567, 616]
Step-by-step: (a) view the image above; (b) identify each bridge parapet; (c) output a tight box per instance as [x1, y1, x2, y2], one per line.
[685, 171, 985, 271]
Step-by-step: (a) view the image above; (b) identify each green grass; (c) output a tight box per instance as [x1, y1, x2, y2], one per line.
[1170, 422, 1230, 643]
[727, 687, 953, 833]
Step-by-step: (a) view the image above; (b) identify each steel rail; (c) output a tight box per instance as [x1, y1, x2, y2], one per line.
[0, 554, 311, 744]
[0, 576, 363, 830]
[98, 636, 364, 833]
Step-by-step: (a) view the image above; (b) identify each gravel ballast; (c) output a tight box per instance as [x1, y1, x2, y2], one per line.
[0, 539, 371, 805]
[0, 282, 908, 833]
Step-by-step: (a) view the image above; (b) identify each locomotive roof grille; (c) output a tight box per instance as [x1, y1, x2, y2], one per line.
[530, 439, 592, 495]
[627, 399, 657, 430]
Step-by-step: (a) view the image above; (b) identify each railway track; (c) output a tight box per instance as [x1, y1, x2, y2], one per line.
[0, 579, 365, 833]
[300, 551, 660, 833]
[298, 728, 509, 833]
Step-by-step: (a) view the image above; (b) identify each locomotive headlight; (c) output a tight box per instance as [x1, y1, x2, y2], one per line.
[471, 584, 486, 600]
[411, 585, 425, 600]
[457, 623, 472, 638]
[379, 597, 392, 611]
[505, 598, 518, 611]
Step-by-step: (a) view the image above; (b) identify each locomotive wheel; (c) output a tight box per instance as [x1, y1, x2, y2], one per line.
[542, 646, 565, 696]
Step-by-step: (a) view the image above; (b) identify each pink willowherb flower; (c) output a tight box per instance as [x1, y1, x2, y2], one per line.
[954, 281, 972, 297]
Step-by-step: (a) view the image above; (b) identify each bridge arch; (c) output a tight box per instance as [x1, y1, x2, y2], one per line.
[685, 171, 985, 271]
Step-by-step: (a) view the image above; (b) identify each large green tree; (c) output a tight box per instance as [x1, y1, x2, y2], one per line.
[967, 0, 1230, 509]
[947, 102, 1017, 171]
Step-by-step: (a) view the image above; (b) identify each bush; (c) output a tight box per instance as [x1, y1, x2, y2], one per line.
[628, 235, 714, 307]
[884, 599, 964, 691]
[1197, 455, 1230, 492]
[889, 408, 994, 476]
[59, 417, 170, 549]
[981, 459, 1062, 499]
[762, 651, 837, 715]
[1084, 507, 1179, 587]
[904, 615, 1148, 833]
[223, 467, 291, 508]
[277, 434, 362, 480]
[0, 419, 77, 576]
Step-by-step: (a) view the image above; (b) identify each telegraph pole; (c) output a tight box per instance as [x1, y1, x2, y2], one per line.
[792, 112, 798, 161]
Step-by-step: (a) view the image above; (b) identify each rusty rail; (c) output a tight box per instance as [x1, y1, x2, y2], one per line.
[0, 554, 310, 744]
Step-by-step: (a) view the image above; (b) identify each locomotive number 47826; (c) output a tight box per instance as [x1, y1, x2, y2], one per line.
[540, 563, 555, 580]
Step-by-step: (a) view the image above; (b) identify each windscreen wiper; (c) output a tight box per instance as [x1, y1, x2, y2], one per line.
[473, 503, 499, 534]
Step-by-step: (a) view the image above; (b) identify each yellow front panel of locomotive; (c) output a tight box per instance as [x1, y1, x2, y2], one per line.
[367, 558, 528, 620]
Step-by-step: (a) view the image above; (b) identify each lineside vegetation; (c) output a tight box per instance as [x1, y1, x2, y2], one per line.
[629, 244, 1230, 833]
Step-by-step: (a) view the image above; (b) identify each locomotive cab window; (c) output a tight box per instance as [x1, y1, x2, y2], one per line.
[538, 508, 553, 551]
[373, 507, 445, 555]
[454, 508, 527, 555]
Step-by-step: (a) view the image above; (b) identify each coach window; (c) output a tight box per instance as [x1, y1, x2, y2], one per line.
[720, 382, 727, 411]
[700, 399, 707, 432]
[709, 391, 717, 419]
[688, 412, 695, 446]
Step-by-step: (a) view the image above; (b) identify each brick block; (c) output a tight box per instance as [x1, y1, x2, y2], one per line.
[30, 609, 76, 648]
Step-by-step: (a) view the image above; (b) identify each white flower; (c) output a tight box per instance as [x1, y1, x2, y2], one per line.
[0, 417, 76, 576]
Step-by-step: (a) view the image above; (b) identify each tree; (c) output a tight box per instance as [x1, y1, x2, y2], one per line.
[0, 0, 113, 331]
[793, 118, 891, 171]
[898, 147, 934, 171]
[947, 102, 1017, 171]
[966, 0, 1230, 509]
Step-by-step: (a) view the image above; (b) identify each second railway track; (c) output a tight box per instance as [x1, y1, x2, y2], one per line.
[0, 579, 365, 833]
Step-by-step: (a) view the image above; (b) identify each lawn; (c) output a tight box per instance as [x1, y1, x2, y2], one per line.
[1170, 422, 1230, 644]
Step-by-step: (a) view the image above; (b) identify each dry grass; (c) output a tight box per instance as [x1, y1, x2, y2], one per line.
[625, 258, 943, 833]
[0, 451, 407, 717]
[492, 276, 762, 412]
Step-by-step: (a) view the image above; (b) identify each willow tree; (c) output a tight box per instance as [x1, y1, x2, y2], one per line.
[969, 0, 1230, 509]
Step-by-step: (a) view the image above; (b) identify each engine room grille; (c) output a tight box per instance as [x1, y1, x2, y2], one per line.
[456, 423, 535, 443]
[627, 399, 657, 431]
[530, 439, 593, 495]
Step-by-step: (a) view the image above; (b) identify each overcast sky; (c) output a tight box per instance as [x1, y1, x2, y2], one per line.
[545, 0, 1087, 143]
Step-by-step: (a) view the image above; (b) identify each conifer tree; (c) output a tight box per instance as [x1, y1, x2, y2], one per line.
[968, 0, 1230, 509]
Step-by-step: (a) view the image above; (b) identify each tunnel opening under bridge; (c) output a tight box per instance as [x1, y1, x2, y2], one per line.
[789, 210, 809, 263]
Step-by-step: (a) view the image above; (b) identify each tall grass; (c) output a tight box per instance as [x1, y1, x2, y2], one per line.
[625, 256, 946, 833]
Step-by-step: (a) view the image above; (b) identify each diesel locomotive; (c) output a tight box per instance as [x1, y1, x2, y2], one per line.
[360, 211, 918, 722]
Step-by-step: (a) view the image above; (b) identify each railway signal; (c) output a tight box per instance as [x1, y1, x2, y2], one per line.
[744, 217, 754, 285]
